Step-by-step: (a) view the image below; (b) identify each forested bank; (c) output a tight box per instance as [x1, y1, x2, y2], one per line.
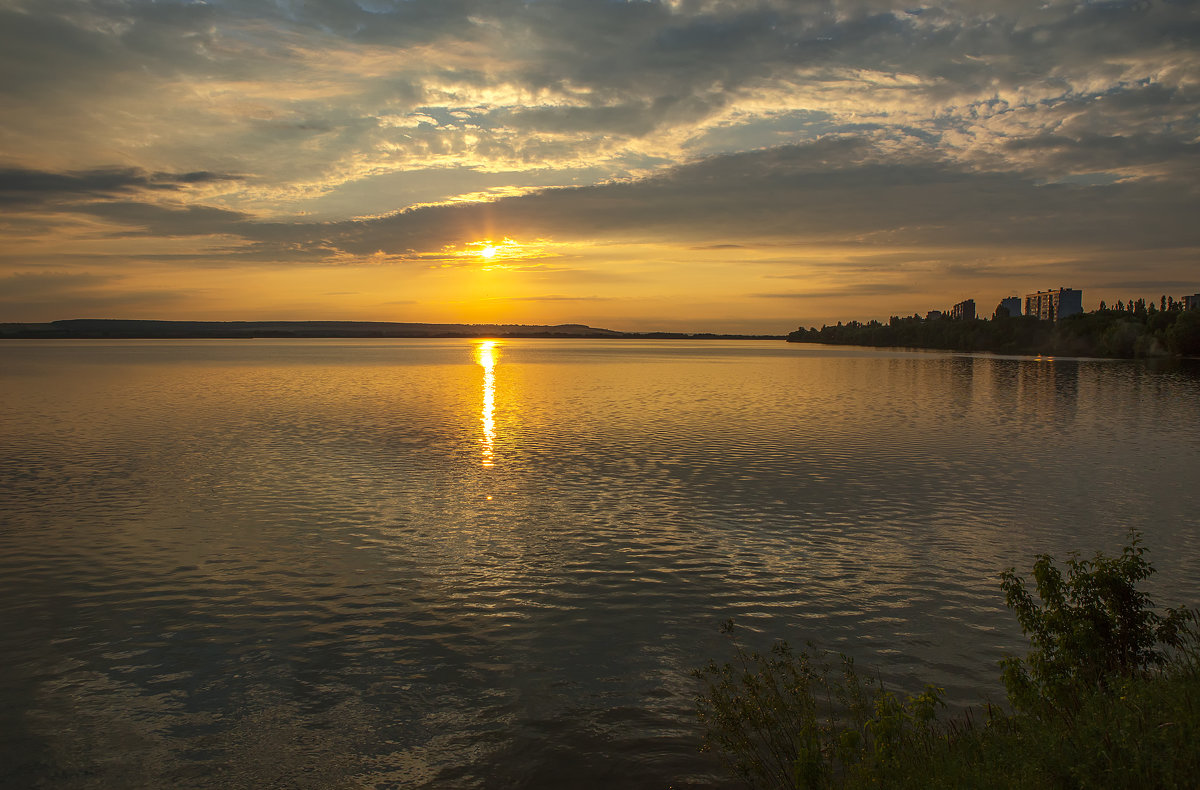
[788, 307, 1200, 358]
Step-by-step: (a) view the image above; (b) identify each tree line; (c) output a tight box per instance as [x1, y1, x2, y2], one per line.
[788, 297, 1200, 357]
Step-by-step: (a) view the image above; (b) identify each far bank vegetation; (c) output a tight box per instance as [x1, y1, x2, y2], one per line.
[789, 299, 1200, 358]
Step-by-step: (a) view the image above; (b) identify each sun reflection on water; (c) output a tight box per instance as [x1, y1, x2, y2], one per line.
[475, 340, 497, 467]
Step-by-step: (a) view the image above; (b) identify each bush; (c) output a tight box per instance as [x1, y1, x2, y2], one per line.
[694, 532, 1199, 788]
[999, 530, 1195, 713]
[692, 622, 943, 789]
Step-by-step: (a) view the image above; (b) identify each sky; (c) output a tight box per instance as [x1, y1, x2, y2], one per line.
[1, 0, 1198, 333]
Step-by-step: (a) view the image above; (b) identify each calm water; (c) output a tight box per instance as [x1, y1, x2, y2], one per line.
[2, 339, 1198, 788]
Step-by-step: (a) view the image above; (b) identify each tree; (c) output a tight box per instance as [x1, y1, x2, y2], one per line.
[1166, 310, 1200, 356]
[999, 531, 1195, 713]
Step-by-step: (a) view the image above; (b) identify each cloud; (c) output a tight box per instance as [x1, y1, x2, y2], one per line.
[0, 167, 242, 207]
[2, 0, 1198, 325]
[1004, 131, 1200, 178]
[74, 201, 250, 237]
[278, 136, 1200, 259]
[750, 283, 917, 299]
[0, 271, 118, 298]
[5, 0, 1197, 209]
[7, 133, 1199, 279]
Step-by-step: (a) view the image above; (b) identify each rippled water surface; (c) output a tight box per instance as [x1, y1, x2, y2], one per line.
[3, 339, 1199, 788]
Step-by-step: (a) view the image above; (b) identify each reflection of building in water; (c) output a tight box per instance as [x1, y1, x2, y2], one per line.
[950, 299, 976, 321]
[1025, 288, 1082, 321]
[994, 296, 1022, 318]
[948, 355, 976, 415]
[1017, 359, 1080, 421]
[475, 341, 497, 467]
[987, 358, 1021, 409]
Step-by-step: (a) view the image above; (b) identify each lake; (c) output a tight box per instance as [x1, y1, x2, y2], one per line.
[2, 339, 1198, 788]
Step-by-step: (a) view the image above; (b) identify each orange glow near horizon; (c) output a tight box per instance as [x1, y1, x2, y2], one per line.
[476, 340, 498, 467]
[452, 237, 551, 268]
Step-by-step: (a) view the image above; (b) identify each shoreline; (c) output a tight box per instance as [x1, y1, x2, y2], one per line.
[0, 319, 783, 341]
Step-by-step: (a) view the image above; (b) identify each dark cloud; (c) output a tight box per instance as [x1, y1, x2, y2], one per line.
[294, 136, 1199, 257]
[0, 167, 242, 207]
[1005, 132, 1200, 175]
[75, 201, 249, 237]
[8, 135, 1198, 271]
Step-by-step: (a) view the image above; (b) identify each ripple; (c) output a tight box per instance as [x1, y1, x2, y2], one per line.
[2, 340, 1199, 787]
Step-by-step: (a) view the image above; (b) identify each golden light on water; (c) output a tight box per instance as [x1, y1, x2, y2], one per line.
[476, 340, 497, 467]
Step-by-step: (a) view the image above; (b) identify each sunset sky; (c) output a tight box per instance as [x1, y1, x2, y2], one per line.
[2, 0, 1198, 332]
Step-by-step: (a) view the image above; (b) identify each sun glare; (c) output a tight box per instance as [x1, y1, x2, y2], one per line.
[455, 237, 537, 266]
[442, 237, 562, 267]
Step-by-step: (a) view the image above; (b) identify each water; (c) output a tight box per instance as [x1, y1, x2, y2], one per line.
[2, 339, 1198, 788]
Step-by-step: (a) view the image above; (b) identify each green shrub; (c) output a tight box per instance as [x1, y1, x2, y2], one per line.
[999, 530, 1195, 714]
[693, 621, 944, 789]
[694, 532, 1199, 788]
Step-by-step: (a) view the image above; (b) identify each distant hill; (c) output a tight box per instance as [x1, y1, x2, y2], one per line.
[0, 319, 784, 340]
[0, 319, 626, 339]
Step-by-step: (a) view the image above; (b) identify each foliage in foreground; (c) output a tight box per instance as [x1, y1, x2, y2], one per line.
[693, 626, 944, 788]
[999, 533, 1195, 714]
[694, 532, 1199, 788]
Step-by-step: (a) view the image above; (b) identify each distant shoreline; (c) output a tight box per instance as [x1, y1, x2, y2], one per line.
[787, 310, 1200, 359]
[0, 319, 784, 341]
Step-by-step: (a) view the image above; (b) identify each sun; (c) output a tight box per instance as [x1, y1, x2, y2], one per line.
[452, 237, 550, 265]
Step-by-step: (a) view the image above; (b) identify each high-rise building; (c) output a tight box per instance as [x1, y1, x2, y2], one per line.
[950, 299, 976, 320]
[1025, 288, 1082, 321]
[994, 296, 1022, 318]
[1183, 293, 1200, 311]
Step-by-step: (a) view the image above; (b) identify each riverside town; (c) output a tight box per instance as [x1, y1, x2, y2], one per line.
[788, 286, 1200, 358]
